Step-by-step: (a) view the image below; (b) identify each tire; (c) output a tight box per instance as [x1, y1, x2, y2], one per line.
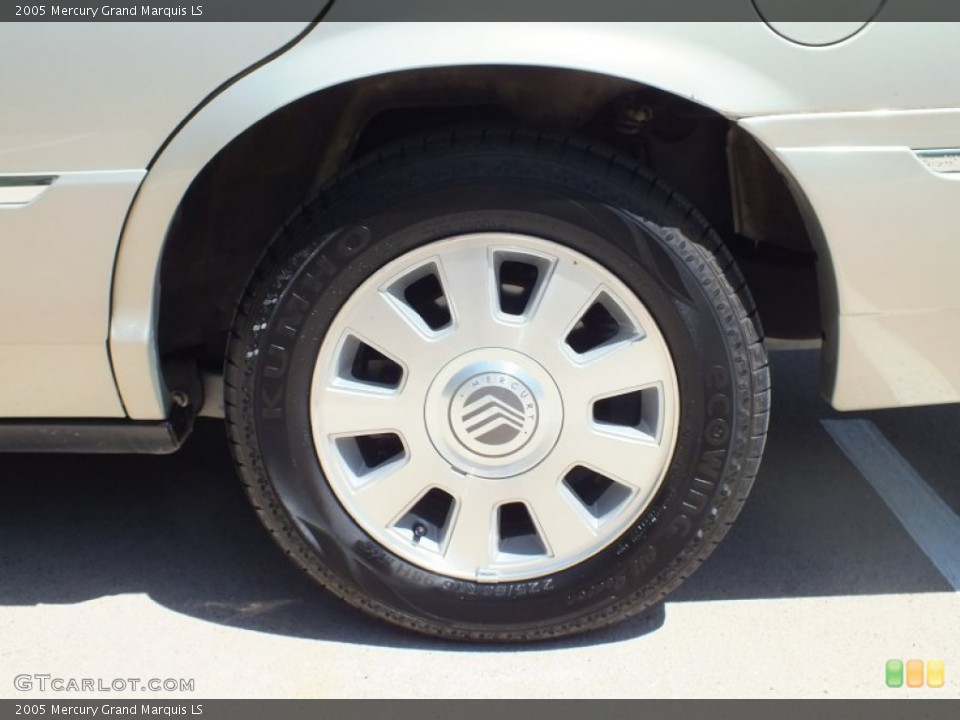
[225, 127, 769, 641]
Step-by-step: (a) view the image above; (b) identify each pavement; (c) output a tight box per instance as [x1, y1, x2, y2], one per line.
[1, 350, 958, 698]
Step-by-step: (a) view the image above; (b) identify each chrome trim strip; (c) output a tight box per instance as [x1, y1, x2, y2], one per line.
[0, 175, 57, 206]
[915, 149, 960, 174]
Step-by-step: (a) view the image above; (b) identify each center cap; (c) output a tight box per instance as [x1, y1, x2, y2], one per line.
[424, 349, 564, 479]
[450, 373, 539, 458]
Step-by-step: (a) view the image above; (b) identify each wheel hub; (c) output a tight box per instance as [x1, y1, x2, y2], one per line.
[450, 372, 538, 456]
[424, 350, 564, 479]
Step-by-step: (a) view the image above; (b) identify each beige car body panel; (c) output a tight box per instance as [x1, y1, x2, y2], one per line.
[0, 22, 312, 417]
[0, 171, 142, 417]
[743, 110, 960, 409]
[3, 21, 960, 419]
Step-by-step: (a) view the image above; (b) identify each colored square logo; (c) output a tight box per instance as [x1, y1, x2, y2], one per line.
[886, 659, 904, 688]
[927, 660, 945, 688]
[906, 659, 925, 687]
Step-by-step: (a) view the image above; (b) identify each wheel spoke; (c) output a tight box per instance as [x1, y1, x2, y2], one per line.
[526, 259, 601, 341]
[436, 243, 499, 339]
[350, 453, 452, 528]
[560, 336, 671, 403]
[444, 486, 500, 574]
[312, 386, 415, 437]
[343, 289, 435, 369]
[525, 482, 601, 558]
[574, 427, 663, 488]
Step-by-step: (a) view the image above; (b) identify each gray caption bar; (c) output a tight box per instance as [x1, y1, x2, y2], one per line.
[2, 701, 960, 719]
[5, 0, 960, 22]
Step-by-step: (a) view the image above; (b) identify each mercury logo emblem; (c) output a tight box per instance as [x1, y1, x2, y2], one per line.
[450, 373, 539, 458]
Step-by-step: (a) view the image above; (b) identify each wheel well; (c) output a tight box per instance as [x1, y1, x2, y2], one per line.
[157, 65, 820, 389]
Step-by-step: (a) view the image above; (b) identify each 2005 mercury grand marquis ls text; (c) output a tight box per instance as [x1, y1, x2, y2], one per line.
[2, 4, 959, 640]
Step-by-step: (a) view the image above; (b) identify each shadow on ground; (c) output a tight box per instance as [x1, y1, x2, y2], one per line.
[1, 351, 956, 649]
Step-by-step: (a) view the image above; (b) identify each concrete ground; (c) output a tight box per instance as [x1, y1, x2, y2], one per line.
[1, 351, 957, 698]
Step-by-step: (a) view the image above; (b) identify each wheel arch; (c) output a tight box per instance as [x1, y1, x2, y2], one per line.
[109, 24, 827, 419]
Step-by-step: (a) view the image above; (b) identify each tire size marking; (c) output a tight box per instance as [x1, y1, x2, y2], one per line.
[442, 578, 555, 598]
[357, 541, 440, 588]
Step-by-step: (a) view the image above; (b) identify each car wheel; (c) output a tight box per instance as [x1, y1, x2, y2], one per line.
[225, 127, 769, 641]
